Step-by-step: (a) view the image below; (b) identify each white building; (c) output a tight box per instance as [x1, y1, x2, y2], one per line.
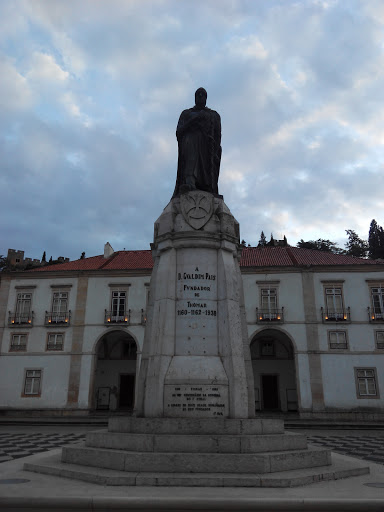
[1, 243, 383, 420]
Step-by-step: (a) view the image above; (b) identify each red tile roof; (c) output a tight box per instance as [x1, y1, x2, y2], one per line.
[29, 247, 383, 273]
[31, 251, 154, 272]
[240, 246, 383, 267]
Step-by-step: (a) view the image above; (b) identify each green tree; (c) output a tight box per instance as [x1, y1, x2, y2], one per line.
[258, 231, 267, 247]
[297, 239, 344, 254]
[368, 219, 384, 259]
[0, 255, 8, 271]
[41, 251, 46, 263]
[345, 230, 368, 258]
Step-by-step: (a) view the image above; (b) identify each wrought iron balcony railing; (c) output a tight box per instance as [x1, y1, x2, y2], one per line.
[8, 312, 34, 326]
[104, 309, 131, 325]
[368, 307, 384, 322]
[45, 311, 71, 326]
[329, 341, 348, 349]
[9, 343, 27, 352]
[256, 307, 284, 323]
[321, 307, 350, 323]
[47, 342, 64, 351]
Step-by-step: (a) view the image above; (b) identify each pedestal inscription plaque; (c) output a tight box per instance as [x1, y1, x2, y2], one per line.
[176, 252, 217, 355]
[164, 384, 228, 417]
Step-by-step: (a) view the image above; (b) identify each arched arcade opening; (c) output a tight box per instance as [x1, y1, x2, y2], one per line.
[250, 328, 298, 413]
[93, 330, 138, 411]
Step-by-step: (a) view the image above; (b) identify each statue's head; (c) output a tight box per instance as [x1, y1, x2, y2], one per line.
[195, 87, 207, 108]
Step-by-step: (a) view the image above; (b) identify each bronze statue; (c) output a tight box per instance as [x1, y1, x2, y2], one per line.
[173, 88, 221, 197]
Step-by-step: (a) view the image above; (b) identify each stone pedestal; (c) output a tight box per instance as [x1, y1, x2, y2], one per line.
[135, 191, 255, 419]
[24, 190, 370, 487]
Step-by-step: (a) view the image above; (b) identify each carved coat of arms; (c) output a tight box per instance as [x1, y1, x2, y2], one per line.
[180, 191, 214, 230]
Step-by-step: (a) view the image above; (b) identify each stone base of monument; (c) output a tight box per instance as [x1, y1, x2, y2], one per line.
[24, 417, 369, 487]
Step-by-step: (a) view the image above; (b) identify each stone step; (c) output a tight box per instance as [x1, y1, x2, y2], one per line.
[86, 430, 307, 453]
[108, 417, 284, 435]
[62, 443, 331, 474]
[24, 453, 370, 487]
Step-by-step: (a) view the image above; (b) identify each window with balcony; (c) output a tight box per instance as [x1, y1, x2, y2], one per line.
[105, 290, 130, 324]
[10, 334, 27, 352]
[45, 291, 70, 325]
[23, 370, 42, 396]
[9, 293, 33, 326]
[375, 331, 384, 349]
[355, 368, 379, 398]
[369, 286, 384, 322]
[256, 287, 284, 323]
[322, 286, 350, 322]
[47, 333, 64, 351]
[328, 330, 348, 349]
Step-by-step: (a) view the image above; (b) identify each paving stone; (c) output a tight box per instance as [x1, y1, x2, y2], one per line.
[0, 432, 86, 462]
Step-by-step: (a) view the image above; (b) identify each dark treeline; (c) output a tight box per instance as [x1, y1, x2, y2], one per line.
[254, 219, 384, 260]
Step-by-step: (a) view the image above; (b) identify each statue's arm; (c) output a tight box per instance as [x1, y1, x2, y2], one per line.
[176, 109, 204, 140]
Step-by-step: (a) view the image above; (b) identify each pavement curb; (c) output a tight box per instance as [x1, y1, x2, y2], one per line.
[1, 497, 384, 511]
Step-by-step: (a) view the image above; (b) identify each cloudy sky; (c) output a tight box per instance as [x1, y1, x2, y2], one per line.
[2, 0, 384, 261]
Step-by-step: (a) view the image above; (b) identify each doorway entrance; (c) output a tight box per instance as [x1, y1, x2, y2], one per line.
[119, 374, 135, 408]
[93, 330, 138, 411]
[262, 375, 279, 410]
[250, 329, 297, 413]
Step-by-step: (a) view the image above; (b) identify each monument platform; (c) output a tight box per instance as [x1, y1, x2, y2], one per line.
[24, 417, 369, 487]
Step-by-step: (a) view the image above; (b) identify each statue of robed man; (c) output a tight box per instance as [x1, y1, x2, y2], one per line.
[173, 88, 222, 197]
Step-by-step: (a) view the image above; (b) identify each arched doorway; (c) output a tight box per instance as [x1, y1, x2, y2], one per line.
[93, 330, 138, 411]
[250, 329, 298, 413]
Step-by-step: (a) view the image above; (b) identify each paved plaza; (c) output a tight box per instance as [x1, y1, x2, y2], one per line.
[0, 425, 384, 510]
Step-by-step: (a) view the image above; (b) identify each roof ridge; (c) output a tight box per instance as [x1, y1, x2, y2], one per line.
[285, 246, 299, 266]
[99, 251, 120, 269]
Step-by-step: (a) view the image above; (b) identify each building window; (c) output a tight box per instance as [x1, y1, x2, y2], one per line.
[355, 368, 379, 398]
[370, 286, 384, 321]
[47, 333, 64, 351]
[260, 340, 275, 357]
[46, 291, 70, 324]
[105, 290, 130, 324]
[256, 286, 284, 322]
[375, 331, 384, 349]
[23, 370, 42, 396]
[10, 334, 27, 352]
[112, 291, 126, 320]
[328, 331, 348, 349]
[322, 286, 349, 322]
[9, 293, 33, 325]
[122, 340, 137, 359]
[325, 287, 344, 320]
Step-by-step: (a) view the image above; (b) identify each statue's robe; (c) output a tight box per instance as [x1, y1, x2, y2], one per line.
[173, 106, 221, 197]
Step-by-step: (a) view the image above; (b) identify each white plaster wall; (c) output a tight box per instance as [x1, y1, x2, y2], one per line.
[85, 276, 150, 326]
[0, 355, 70, 408]
[77, 354, 93, 408]
[317, 323, 379, 352]
[312, 270, 384, 324]
[322, 354, 384, 409]
[242, 272, 305, 324]
[6, 277, 78, 326]
[296, 353, 312, 409]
